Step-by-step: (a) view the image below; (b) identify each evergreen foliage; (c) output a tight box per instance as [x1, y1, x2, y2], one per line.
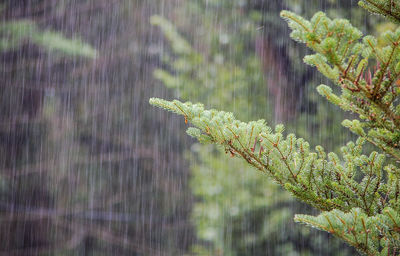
[150, 0, 400, 254]
[359, 0, 400, 24]
[151, 7, 356, 254]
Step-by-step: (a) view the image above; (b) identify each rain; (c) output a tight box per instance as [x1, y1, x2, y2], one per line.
[0, 0, 388, 255]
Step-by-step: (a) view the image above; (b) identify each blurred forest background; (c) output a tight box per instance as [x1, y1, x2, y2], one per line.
[0, 0, 391, 255]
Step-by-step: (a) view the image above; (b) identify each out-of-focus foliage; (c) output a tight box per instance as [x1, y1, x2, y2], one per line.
[0, 20, 96, 58]
[150, 15, 268, 118]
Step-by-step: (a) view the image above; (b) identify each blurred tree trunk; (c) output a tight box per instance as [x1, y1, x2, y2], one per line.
[256, 36, 298, 122]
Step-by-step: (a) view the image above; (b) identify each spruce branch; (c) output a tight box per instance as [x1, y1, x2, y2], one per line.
[358, 0, 400, 24]
[150, 99, 395, 211]
[149, 98, 400, 254]
[295, 207, 400, 256]
[281, 10, 400, 162]
[150, 4, 400, 254]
